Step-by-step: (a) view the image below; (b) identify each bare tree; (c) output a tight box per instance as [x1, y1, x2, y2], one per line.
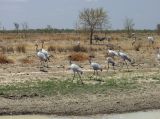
[157, 24, 160, 35]
[124, 17, 135, 38]
[0, 22, 1, 30]
[78, 8, 108, 44]
[22, 22, 29, 38]
[14, 22, 19, 34]
[46, 25, 53, 33]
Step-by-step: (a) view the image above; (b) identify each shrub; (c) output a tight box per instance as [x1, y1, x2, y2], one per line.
[0, 46, 14, 54]
[16, 44, 26, 53]
[48, 46, 56, 52]
[19, 57, 34, 64]
[69, 52, 88, 61]
[72, 45, 87, 52]
[0, 54, 14, 64]
[133, 42, 142, 51]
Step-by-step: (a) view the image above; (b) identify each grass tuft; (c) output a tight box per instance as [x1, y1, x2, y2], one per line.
[16, 44, 26, 53]
[69, 52, 88, 61]
[0, 54, 14, 64]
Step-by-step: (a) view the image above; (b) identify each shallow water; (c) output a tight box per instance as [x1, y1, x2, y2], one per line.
[0, 110, 160, 119]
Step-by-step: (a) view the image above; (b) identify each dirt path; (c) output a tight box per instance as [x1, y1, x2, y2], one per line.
[0, 88, 160, 115]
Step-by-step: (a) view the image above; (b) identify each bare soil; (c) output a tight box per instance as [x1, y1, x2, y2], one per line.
[0, 62, 160, 115]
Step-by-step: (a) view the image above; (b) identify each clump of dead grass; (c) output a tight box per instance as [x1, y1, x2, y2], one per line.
[19, 57, 34, 64]
[0, 46, 14, 54]
[69, 52, 88, 61]
[16, 44, 26, 53]
[133, 42, 142, 51]
[48, 46, 56, 52]
[72, 45, 87, 52]
[0, 54, 14, 64]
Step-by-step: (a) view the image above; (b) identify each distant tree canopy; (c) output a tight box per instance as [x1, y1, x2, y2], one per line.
[157, 24, 160, 35]
[78, 8, 109, 44]
[124, 17, 135, 38]
[14, 22, 19, 34]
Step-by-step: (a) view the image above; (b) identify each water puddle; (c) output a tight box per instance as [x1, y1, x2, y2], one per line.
[0, 110, 160, 119]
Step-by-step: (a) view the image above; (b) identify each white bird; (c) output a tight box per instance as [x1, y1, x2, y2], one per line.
[148, 36, 155, 45]
[105, 57, 116, 71]
[157, 54, 160, 61]
[41, 41, 49, 59]
[117, 50, 132, 70]
[41, 41, 50, 67]
[89, 56, 102, 75]
[35, 44, 48, 70]
[156, 47, 160, 62]
[68, 56, 83, 84]
[108, 49, 118, 57]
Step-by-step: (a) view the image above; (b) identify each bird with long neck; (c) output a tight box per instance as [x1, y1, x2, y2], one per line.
[68, 56, 83, 84]
[105, 56, 116, 72]
[89, 56, 102, 76]
[41, 41, 50, 67]
[117, 46, 133, 71]
[35, 44, 48, 70]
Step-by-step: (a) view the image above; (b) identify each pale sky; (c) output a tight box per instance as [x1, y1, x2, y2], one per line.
[0, 0, 159, 30]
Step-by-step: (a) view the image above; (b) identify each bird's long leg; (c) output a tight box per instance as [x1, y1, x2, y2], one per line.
[77, 72, 83, 84]
[93, 70, 95, 75]
[72, 72, 75, 81]
[107, 63, 110, 72]
[124, 60, 129, 71]
[113, 64, 116, 73]
[96, 70, 98, 76]
[90, 70, 95, 78]
[40, 60, 43, 69]
[46, 60, 49, 68]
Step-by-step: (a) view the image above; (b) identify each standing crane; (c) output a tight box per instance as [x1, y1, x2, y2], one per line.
[41, 41, 50, 67]
[117, 50, 132, 71]
[89, 56, 102, 76]
[35, 44, 48, 70]
[68, 56, 83, 84]
[105, 57, 116, 72]
[156, 47, 160, 62]
[108, 49, 119, 58]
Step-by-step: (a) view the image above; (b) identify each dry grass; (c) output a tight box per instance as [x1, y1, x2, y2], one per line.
[133, 42, 142, 51]
[69, 52, 88, 61]
[72, 45, 87, 52]
[0, 54, 14, 64]
[19, 57, 34, 64]
[0, 32, 159, 65]
[16, 44, 26, 53]
[0, 46, 14, 54]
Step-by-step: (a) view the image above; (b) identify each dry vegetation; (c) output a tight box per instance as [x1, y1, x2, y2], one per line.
[0, 32, 159, 65]
[0, 32, 160, 115]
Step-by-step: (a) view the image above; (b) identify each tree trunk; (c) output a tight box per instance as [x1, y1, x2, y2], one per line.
[90, 29, 93, 45]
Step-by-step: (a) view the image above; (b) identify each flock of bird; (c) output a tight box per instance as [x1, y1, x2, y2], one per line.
[35, 41, 137, 84]
[35, 35, 159, 84]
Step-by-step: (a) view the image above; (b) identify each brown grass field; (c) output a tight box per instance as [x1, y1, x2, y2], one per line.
[0, 32, 160, 115]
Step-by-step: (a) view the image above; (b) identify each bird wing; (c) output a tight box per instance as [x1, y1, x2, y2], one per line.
[41, 49, 49, 57]
[37, 51, 47, 60]
[71, 64, 83, 73]
[108, 50, 118, 56]
[91, 62, 101, 69]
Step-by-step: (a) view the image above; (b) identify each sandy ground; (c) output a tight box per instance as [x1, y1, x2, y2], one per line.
[0, 62, 160, 115]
